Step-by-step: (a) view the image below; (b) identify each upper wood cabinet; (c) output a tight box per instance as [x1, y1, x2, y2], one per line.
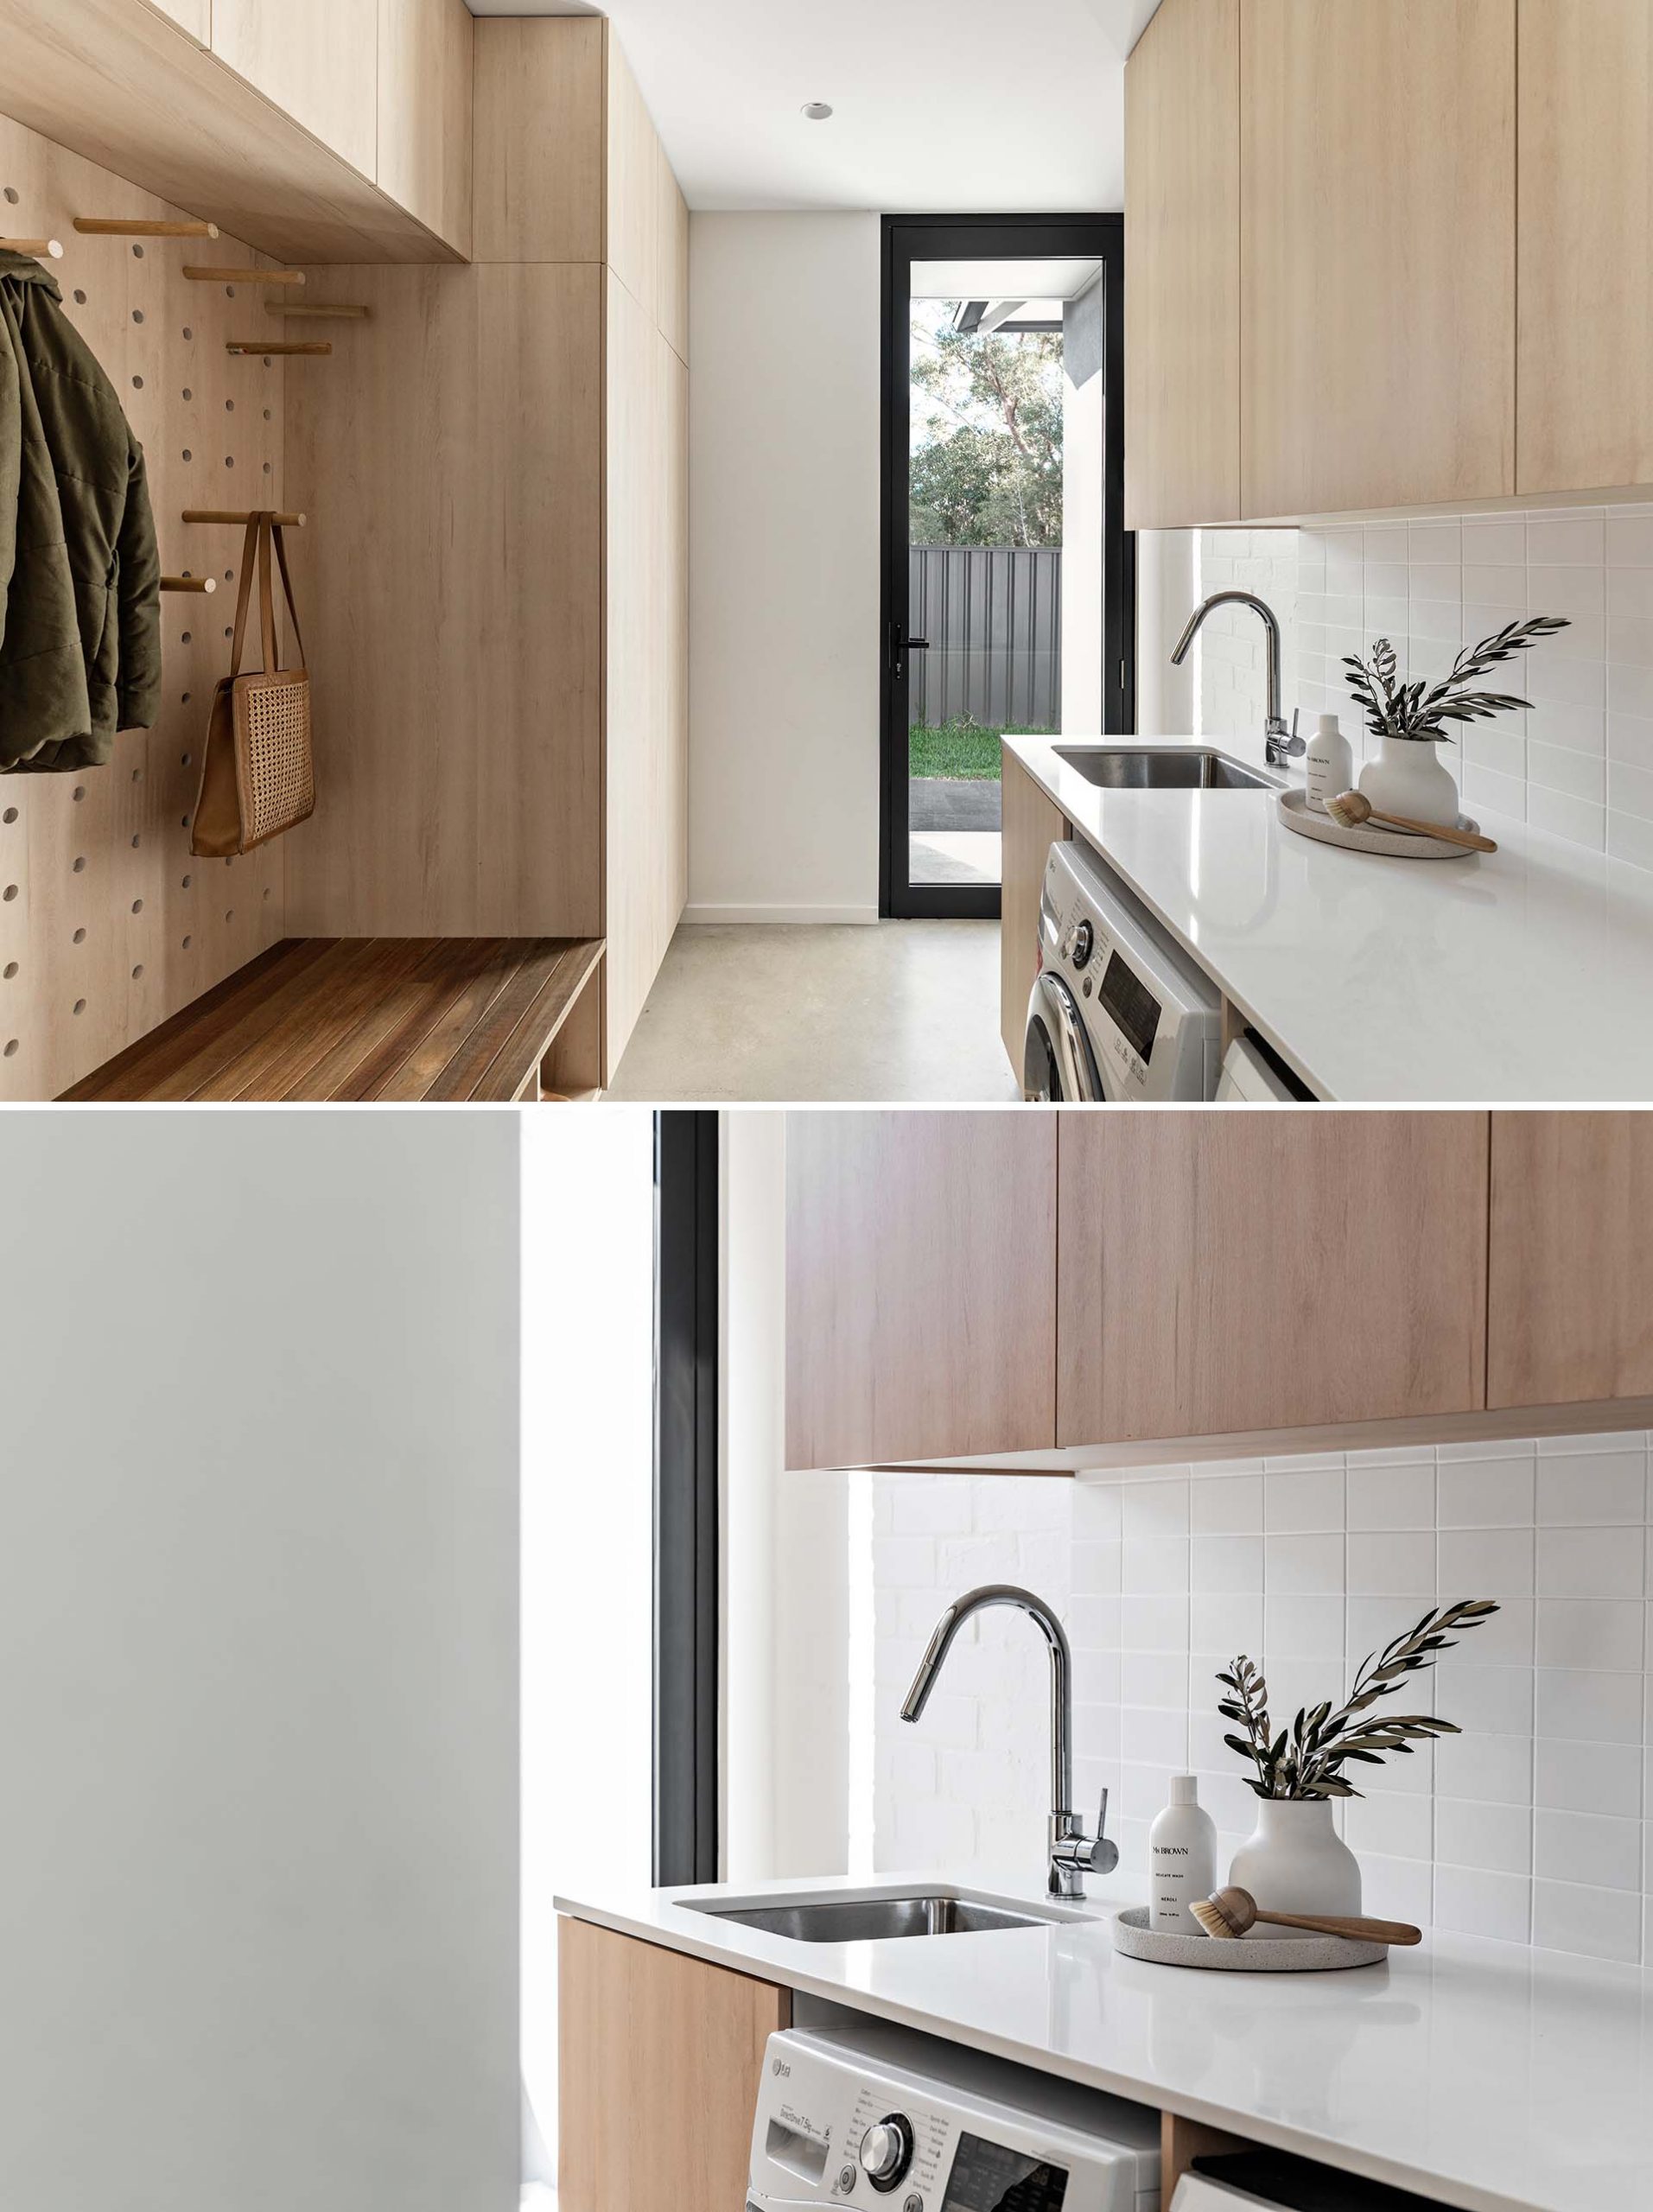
[1240, 0, 1516, 518]
[1488, 1113, 1653, 1408]
[1517, 0, 1653, 495]
[376, 0, 474, 257]
[1057, 1114, 1490, 1448]
[1123, 0, 1241, 529]
[213, 0, 379, 180]
[785, 1113, 1059, 1470]
[559, 1917, 788, 2212]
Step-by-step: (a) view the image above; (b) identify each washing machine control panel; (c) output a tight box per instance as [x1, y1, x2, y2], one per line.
[747, 2025, 1156, 2212]
[1035, 841, 1221, 1103]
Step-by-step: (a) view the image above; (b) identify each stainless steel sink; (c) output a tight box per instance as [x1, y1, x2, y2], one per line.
[683, 1891, 1076, 1942]
[1053, 744, 1278, 791]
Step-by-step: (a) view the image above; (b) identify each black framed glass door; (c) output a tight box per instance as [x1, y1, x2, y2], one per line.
[880, 213, 1133, 918]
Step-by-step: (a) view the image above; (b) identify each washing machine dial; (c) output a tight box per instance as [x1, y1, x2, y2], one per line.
[1071, 918, 1095, 969]
[859, 2114, 914, 2190]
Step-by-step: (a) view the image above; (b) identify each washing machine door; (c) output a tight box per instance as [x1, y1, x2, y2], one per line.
[1024, 971, 1102, 1100]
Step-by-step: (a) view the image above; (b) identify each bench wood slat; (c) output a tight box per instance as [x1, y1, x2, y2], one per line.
[60, 938, 605, 1103]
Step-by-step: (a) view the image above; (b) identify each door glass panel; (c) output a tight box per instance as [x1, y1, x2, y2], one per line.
[905, 255, 1103, 894]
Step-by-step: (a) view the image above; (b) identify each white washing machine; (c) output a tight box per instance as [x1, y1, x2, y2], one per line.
[747, 2020, 1160, 2212]
[1024, 839, 1223, 1101]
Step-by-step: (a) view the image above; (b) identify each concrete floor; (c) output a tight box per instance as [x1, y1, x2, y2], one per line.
[606, 922, 1021, 1102]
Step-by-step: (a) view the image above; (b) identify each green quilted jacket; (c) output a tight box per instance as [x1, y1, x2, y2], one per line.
[0, 247, 161, 772]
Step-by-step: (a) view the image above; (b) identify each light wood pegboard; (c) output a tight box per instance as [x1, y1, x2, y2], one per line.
[0, 113, 291, 1099]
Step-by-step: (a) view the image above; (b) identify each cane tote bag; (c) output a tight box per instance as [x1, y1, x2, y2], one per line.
[191, 513, 315, 857]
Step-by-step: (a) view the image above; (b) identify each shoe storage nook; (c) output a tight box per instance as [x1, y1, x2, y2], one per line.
[0, 1, 686, 1100]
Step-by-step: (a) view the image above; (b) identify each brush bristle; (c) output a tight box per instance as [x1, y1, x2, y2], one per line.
[1322, 791, 1362, 829]
[1190, 1894, 1239, 1939]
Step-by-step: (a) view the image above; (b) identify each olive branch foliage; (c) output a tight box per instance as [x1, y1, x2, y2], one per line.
[1342, 616, 1569, 744]
[1217, 1599, 1500, 1801]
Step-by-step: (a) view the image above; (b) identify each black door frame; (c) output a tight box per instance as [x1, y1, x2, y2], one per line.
[880, 212, 1135, 919]
[652, 1110, 720, 1888]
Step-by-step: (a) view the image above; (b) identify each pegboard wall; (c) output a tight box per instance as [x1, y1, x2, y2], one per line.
[0, 113, 291, 1100]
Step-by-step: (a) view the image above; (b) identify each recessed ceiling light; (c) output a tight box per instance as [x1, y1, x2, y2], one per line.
[801, 101, 834, 121]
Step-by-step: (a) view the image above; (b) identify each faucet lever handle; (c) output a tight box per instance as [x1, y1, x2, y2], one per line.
[1089, 1785, 1117, 1873]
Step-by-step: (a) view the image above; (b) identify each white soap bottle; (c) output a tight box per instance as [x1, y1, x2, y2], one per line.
[1149, 1775, 1217, 1934]
[1304, 712, 1356, 814]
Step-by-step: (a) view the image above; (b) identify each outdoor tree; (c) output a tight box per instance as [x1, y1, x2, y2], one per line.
[909, 310, 1064, 549]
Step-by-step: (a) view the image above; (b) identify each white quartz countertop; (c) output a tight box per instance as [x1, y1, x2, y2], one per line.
[1005, 733, 1653, 1101]
[556, 1870, 1653, 2212]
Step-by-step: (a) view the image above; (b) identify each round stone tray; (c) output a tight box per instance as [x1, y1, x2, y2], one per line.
[1111, 1906, 1385, 1972]
[1277, 785, 1484, 859]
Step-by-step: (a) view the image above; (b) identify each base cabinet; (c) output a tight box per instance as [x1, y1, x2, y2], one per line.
[557, 1917, 790, 2212]
[1000, 753, 1069, 1079]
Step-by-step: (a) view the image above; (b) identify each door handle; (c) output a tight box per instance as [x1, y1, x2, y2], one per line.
[907, 637, 931, 650]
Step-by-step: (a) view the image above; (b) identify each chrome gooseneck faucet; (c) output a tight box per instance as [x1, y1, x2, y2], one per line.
[900, 1584, 1116, 1899]
[1171, 590, 1304, 767]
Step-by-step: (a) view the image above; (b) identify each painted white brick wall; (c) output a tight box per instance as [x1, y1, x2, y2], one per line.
[873, 1433, 1653, 1967]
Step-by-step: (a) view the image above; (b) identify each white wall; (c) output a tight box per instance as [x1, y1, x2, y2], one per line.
[722, 1113, 853, 1880]
[0, 1112, 520, 2212]
[519, 1109, 656, 2183]
[688, 213, 882, 925]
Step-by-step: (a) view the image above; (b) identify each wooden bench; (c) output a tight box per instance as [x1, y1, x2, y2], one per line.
[61, 937, 605, 1103]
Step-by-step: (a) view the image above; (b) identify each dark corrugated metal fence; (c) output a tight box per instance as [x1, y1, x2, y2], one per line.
[908, 544, 1062, 730]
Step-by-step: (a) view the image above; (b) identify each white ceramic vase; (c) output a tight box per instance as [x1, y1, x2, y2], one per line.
[1227, 1800, 1362, 1937]
[1357, 732, 1461, 829]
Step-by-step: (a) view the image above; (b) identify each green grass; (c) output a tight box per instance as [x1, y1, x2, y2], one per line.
[909, 721, 1051, 779]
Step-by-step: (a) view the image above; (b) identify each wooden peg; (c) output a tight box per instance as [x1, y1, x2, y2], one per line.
[185, 265, 305, 284]
[0, 237, 63, 258]
[161, 575, 217, 594]
[265, 302, 369, 318]
[73, 216, 219, 238]
[182, 510, 307, 528]
[226, 340, 331, 357]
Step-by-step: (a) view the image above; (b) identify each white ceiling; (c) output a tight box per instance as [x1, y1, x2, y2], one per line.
[463, 0, 1165, 213]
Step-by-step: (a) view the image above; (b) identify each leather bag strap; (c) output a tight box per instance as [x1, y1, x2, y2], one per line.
[270, 521, 307, 671]
[226, 514, 260, 679]
[257, 512, 277, 674]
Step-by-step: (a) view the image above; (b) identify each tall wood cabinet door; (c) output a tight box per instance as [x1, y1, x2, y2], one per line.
[213, 0, 378, 177]
[1488, 1114, 1653, 1407]
[786, 1112, 1059, 1468]
[1123, 0, 1241, 529]
[1001, 753, 1068, 1079]
[1241, 0, 1516, 518]
[558, 1918, 789, 2212]
[1518, 0, 1653, 494]
[1058, 1114, 1490, 1447]
[148, 0, 209, 43]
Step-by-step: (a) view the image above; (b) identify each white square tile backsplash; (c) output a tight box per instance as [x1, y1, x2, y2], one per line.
[1190, 507, 1653, 869]
[872, 1437, 1652, 1967]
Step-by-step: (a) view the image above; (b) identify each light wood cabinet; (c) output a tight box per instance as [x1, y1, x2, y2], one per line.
[1123, 0, 1241, 529]
[1057, 1114, 1490, 1448]
[1488, 1113, 1653, 1408]
[213, 0, 378, 180]
[148, 0, 208, 41]
[376, 0, 474, 256]
[1517, 0, 1653, 495]
[558, 1917, 788, 2212]
[1000, 753, 1068, 1080]
[1240, 0, 1516, 518]
[785, 1112, 1059, 1470]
